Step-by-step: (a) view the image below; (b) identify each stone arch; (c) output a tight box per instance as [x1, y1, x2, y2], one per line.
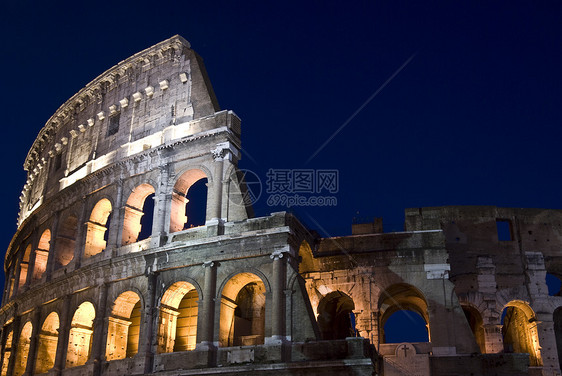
[501, 300, 542, 366]
[317, 291, 356, 340]
[35, 311, 59, 374]
[14, 321, 32, 376]
[378, 283, 430, 344]
[1, 329, 13, 376]
[122, 183, 156, 245]
[298, 241, 315, 273]
[219, 272, 268, 347]
[84, 198, 112, 258]
[18, 245, 32, 287]
[55, 215, 78, 268]
[33, 229, 51, 280]
[170, 168, 208, 232]
[157, 281, 199, 353]
[66, 301, 95, 368]
[461, 303, 485, 353]
[106, 291, 142, 360]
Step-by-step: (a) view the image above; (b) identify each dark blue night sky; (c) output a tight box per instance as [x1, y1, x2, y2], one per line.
[0, 1, 561, 341]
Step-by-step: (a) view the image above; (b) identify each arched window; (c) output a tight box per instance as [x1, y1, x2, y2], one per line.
[546, 273, 562, 296]
[19, 245, 32, 287]
[66, 302, 95, 368]
[462, 305, 485, 353]
[122, 184, 155, 245]
[106, 291, 142, 360]
[317, 291, 355, 340]
[35, 312, 59, 374]
[84, 199, 112, 258]
[33, 230, 51, 280]
[0, 330, 13, 376]
[170, 169, 208, 232]
[157, 282, 199, 353]
[14, 321, 32, 376]
[379, 284, 430, 344]
[55, 216, 78, 268]
[219, 273, 266, 347]
[501, 301, 542, 366]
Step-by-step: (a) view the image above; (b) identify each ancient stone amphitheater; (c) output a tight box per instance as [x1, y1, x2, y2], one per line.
[1, 35, 562, 376]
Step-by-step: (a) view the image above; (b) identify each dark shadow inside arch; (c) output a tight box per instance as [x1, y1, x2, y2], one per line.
[138, 193, 155, 241]
[232, 282, 266, 346]
[317, 291, 356, 340]
[184, 178, 207, 229]
[103, 213, 112, 248]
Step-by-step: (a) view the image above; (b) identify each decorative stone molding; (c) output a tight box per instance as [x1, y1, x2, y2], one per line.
[211, 142, 239, 162]
[179, 72, 188, 83]
[159, 80, 169, 90]
[97, 112, 105, 121]
[87, 118, 95, 127]
[145, 86, 154, 98]
[119, 98, 129, 108]
[109, 105, 117, 114]
[78, 124, 86, 133]
[70, 130, 78, 138]
[270, 250, 286, 260]
[133, 92, 142, 102]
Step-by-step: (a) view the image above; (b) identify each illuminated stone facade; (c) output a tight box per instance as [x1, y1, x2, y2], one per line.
[0, 35, 561, 376]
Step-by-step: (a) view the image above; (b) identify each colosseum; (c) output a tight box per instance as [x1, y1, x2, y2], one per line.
[0, 35, 561, 376]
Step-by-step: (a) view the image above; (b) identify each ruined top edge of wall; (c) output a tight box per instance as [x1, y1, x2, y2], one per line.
[404, 205, 562, 233]
[23, 35, 198, 173]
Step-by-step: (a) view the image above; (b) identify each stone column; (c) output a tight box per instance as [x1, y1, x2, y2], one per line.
[73, 197, 90, 269]
[535, 312, 561, 373]
[210, 147, 225, 222]
[151, 165, 170, 247]
[108, 180, 123, 254]
[45, 212, 60, 281]
[0, 326, 10, 376]
[52, 295, 72, 375]
[26, 229, 39, 285]
[483, 324, 504, 354]
[2, 268, 12, 306]
[23, 308, 41, 376]
[6, 314, 21, 376]
[198, 261, 217, 349]
[267, 250, 286, 344]
[91, 284, 108, 376]
[142, 272, 158, 374]
[12, 253, 23, 297]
